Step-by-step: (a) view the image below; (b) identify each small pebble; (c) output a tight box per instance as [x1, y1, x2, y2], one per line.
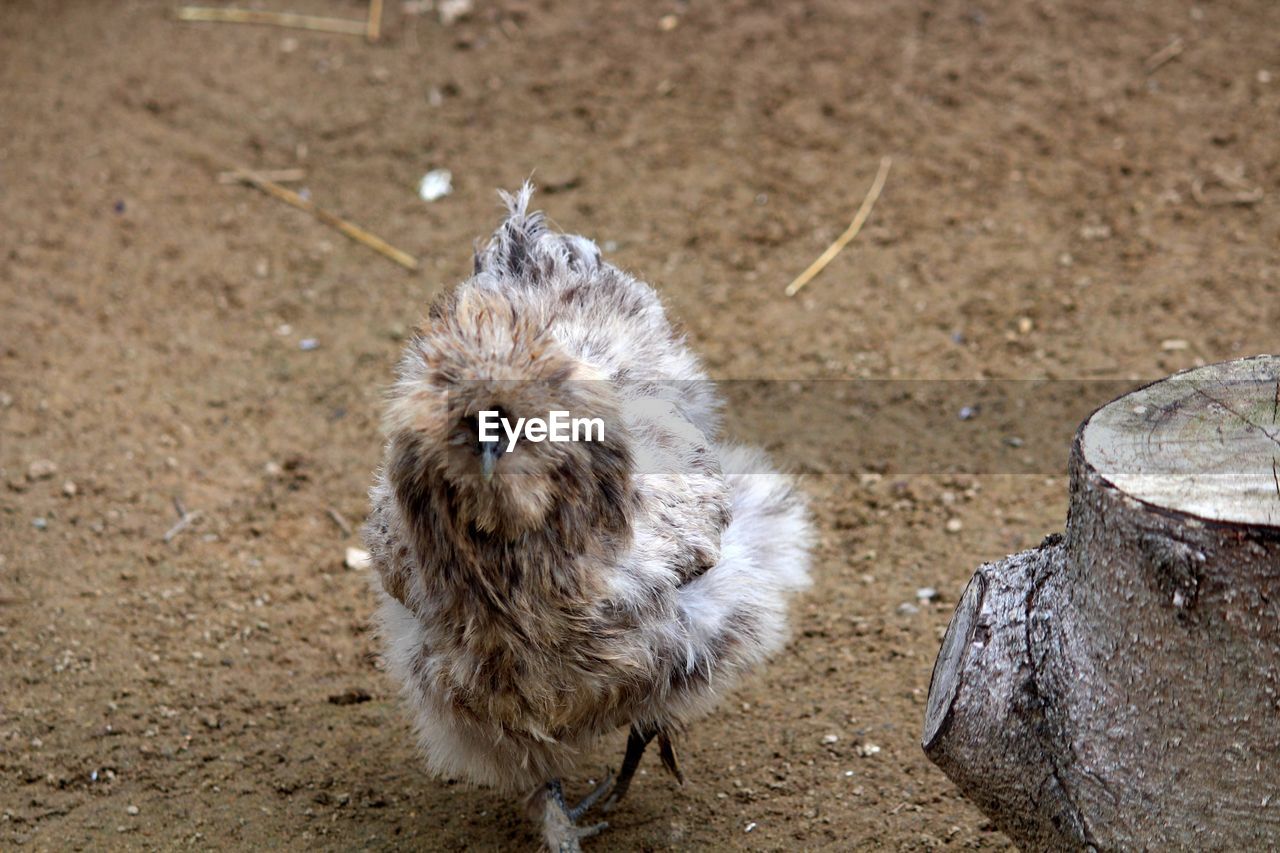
[32, 517, 48, 531]
[299, 338, 320, 351]
[345, 547, 372, 571]
[945, 518, 963, 533]
[1160, 339, 1189, 351]
[62, 480, 77, 497]
[916, 587, 939, 602]
[27, 459, 58, 481]
[822, 733, 839, 745]
[857, 743, 881, 757]
[1259, 70, 1272, 84]
[438, 0, 472, 25]
[418, 169, 453, 202]
[896, 602, 919, 616]
[126, 805, 139, 816]
[659, 14, 679, 30]
[280, 37, 298, 53]
[958, 406, 977, 421]
[744, 822, 757, 833]
[0, 391, 13, 408]
[1017, 316, 1034, 335]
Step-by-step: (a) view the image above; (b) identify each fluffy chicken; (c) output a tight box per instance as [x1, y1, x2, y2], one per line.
[363, 186, 812, 850]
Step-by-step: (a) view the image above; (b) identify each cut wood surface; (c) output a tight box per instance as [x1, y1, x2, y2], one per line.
[1083, 355, 1280, 525]
[925, 355, 1280, 850]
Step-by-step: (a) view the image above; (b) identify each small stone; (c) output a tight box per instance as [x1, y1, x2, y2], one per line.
[0, 392, 13, 408]
[896, 602, 919, 616]
[418, 169, 453, 202]
[945, 518, 963, 533]
[254, 258, 270, 278]
[822, 733, 839, 745]
[856, 743, 881, 757]
[438, 0, 472, 25]
[916, 587, 939, 602]
[62, 480, 77, 497]
[1160, 339, 1189, 351]
[27, 459, 58, 481]
[280, 37, 298, 53]
[345, 547, 372, 571]
[264, 461, 284, 478]
[126, 805, 139, 816]
[31, 737, 43, 749]
[299, 338, 320, 351]
[659, 14, 679, 30]
[32, 517, 48, 531]
[1259, 70, 1272, 84]
[744, 822, 757, 833]
[1017, 316, 1034, 335]
[958, 405, 977, 421]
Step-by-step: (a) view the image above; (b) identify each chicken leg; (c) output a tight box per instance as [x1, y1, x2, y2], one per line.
[603, 725, 685, 813]
[541, 776, 610, 853]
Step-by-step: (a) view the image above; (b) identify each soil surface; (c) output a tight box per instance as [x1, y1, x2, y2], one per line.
[2, 0, 1277, 849]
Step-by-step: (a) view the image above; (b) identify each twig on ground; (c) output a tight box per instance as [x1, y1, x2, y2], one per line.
[133, 111, 419, 272]
[175, 6, 368, 36]
[366, 0, 384, 41]
[785, 156, 892, 297]
[326, 506, 354, 537]
[218, 168, 306, 184]
[1190, 167, 1264, 207]
[163, 509, 203, 543]
[229, 167, 420, 270]
[1144, 37, 1183, 74]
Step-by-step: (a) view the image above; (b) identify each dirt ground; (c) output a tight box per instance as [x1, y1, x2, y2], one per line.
[2, 0, 1277, 849]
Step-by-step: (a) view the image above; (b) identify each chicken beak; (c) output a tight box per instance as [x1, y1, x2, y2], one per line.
[480, 442, 501, 482]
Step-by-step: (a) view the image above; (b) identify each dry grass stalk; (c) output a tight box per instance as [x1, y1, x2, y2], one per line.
[176, 5, 367, 37]
[785, 156, 892, 297]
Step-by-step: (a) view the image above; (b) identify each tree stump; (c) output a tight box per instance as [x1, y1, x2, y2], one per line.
[923, 354, 1280, 849]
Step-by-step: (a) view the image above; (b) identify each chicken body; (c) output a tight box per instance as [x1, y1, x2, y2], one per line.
[364, 186, 812, 849]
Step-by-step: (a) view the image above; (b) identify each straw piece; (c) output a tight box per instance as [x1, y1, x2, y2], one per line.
[175, 6, 368, 36]
[217, 168, 306, 184]
[1144, 37, 1183, 74]
[785, 157, 892, 297]
[231, 168, 420, 271]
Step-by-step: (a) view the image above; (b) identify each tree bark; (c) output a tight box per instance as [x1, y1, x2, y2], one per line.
[923, 354, 1280, 850]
